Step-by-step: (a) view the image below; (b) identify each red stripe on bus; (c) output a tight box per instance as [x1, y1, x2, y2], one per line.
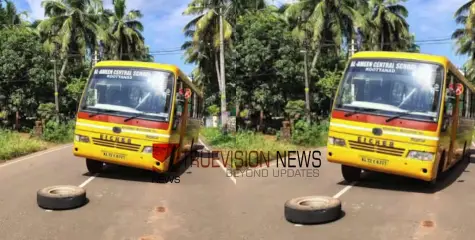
[77, 111, 170, 130]
[331, 110, 438, 132]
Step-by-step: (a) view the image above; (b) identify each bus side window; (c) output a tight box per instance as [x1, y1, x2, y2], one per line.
[173, 79, 184, 130]
[471, 91, 475, 118]
[466, 86, 470, 118]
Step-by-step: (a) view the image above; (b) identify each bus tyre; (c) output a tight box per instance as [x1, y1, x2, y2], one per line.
[37, 185, 87, 210]
[284, 196, 342, 224]
[341, 165, 361, 183]
[86, 159, 104, 174]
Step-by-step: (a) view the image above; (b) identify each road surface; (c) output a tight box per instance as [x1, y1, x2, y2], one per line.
[0, 144, 474, 240]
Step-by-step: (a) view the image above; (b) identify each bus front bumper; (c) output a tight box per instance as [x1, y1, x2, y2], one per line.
[327, 145, 437, 182]
[73, 141, 170, 173]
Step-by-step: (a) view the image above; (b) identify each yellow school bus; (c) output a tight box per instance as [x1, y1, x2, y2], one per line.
[73, 61, 204, 174]
[327, 51, 475, 184]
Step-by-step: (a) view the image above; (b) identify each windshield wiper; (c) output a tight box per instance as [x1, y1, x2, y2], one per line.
[124, 112, 147, 122]
[385, 111, 413, 123]
[344, 107, 376, 117]
[88, 109, 117, 118]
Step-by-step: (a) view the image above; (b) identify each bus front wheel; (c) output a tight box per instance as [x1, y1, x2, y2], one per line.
[86, 159, 104, 174]
[341, 165, 361, 183]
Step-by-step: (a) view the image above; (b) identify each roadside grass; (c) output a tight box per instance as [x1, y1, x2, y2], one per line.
[200, 127, 325, 170]
[0, 130, 47, 161]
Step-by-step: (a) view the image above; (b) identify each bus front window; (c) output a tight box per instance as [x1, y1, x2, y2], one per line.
[80, 67, 175, 122]
[335, 59, 444, 122]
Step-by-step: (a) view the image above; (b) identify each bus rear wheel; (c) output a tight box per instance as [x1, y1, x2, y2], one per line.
[86, 159, 104, 174]
[341, 165, 361, 183]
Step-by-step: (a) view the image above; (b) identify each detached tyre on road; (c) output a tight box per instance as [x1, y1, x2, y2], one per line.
[37, 185, 87, 210]
[284, 196, 342, 224]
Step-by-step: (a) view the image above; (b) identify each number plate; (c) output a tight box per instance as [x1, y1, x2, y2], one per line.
[102, 151, 126, 160]
[361, 156, 388, 166]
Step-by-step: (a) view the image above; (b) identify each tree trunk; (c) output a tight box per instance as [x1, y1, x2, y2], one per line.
[380, 31, 384, 51]
[59, 57, 69, 83]
[219, 10, 227, 132]
[310, 45, 321, 71]
[214, 51, 222, 90]
[236, 101, 240, 119]
[259, 109, 264, 132]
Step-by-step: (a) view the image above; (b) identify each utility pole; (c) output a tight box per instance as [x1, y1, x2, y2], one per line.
[300, 50, 311, 125]
[219, 3, 227, 132]
[51, 59, 59, 123]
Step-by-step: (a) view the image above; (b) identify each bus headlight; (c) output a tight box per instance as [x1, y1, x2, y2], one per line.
[142, 146, 153, 153]
[328, 137, 346, 147]
[75, 134, 90, 143]
[407, 151, 434, 161]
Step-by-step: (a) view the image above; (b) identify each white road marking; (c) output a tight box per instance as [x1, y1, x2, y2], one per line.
[79, 173, 99, 188]
[0, 144, 73, 169]
[45, 210, 53, 212]
[199, 139, 237, 185]
[294, 224, 303, 227]
[333, 181, 357, 199]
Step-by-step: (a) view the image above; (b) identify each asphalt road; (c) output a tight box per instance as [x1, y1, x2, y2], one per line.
[0, 144, 474, 240]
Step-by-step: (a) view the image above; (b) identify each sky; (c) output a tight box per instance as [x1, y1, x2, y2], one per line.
[13, 0, 470, 75]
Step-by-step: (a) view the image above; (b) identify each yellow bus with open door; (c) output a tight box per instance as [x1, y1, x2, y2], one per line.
[327, 51, 475, 184]
[73, 61, 204, 174]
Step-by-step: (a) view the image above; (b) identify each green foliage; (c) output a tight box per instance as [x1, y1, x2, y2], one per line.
[207, 105, 220, 116]
[37, 103, 56, 121]
[0, 26, 53, 122]
[316, 70, 342, 99]
[41, 120, 74, 143]
[284, 100, 306, 120]
[200, 127, 235, 147]
[291, 120, 329, 147]
[200, 127, 299, 169]
[0, 130, 46, 160]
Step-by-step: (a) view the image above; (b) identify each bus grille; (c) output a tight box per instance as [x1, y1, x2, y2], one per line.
[348, 141, 405, 157]
[92, 138, 141, 152]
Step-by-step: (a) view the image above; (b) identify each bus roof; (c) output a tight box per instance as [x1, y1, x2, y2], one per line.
[351, 51, 449, 65]
[351, 51, 475, 92]
[94, 60, 203, 97]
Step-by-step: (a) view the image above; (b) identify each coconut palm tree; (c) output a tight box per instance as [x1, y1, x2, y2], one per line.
[365, 0, 409, 51]
[284, 0, 367, 70]
[103, 0, 146, 60]
[0, 0, 27, 27]
[37, 0, 107, 81]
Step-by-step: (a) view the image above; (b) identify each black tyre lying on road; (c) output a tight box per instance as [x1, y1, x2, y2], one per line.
[37, 185, 87, 210]
[284, 196, 342, 224]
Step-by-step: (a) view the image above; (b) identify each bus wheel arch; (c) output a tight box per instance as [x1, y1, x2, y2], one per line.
[341, 165, 361, 183]
[86, 159, 104, 174]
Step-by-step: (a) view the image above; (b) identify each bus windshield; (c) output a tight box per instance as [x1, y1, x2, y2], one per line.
[79, 67, 175, 122]
[335, 59, 444, 122]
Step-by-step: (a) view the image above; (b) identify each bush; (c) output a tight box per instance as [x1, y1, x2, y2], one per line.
[41, 120, 75, 143]
[0, 129, 46, 160]
[200, 127, 299, 169]
[291, 120, 329, 146]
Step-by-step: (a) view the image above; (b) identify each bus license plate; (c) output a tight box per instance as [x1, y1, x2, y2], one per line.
[102, 151, 126, 160]
[361, 156, 388, 166]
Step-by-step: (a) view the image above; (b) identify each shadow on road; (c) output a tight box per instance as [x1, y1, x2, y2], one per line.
[336, 153, 473, 194]
[82, 152, 214, 184]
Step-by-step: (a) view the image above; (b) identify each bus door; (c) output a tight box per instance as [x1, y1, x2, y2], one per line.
[444, 71, 461, 169]
[171, 79, 191, 163]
